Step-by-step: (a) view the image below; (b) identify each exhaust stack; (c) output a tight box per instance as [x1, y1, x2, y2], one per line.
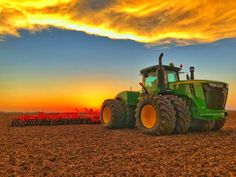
[157, 53, 166, 93]
[190, 66, 195, 80]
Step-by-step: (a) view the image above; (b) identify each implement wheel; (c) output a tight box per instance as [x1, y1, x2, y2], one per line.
[100, 99, 126, 129]
[165, 95, 191, 134]
[135, 94, 176, 135]
[213, 118, 226, 131]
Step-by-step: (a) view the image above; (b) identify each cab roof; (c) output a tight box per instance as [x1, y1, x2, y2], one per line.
[140, 65, 181, 75]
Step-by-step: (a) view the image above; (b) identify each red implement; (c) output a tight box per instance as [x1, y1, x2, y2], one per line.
[11, 109, 100, 126]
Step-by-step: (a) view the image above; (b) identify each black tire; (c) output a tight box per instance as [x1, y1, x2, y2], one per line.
[135, 94, 176, 135]
[125, 105, 136, 128]
[164, 95, 191, 134]
[190, 119, 215, 132]
[100, 99, 126, 129]
[213, 118, 226, 131]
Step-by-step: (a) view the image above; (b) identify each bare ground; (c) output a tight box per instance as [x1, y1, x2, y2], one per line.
[0, 111, 236, 177]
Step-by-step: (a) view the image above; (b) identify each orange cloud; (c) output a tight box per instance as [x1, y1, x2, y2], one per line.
[1, 0, 236, 45]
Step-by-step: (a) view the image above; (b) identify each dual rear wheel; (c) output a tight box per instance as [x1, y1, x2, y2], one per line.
[135, 95, 176, 135]
[100, 99, 136, 129]
[135, 94, 191, 135]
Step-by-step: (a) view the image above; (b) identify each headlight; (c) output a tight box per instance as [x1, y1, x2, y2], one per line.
[209, 83, 224, 88]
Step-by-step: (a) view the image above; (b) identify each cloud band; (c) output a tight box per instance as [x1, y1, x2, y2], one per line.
[1, 0, 236, 45]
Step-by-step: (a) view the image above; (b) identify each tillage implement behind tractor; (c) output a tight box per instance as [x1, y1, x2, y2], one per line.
[100, 53, 229, 135]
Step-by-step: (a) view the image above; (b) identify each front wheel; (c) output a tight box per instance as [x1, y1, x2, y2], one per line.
[190, 119, 215, 132]
[213, 118, 226, 131]
[135, 94, 176, 136]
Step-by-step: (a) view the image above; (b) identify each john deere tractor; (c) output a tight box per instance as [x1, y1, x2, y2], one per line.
[100, 53, 228, 135]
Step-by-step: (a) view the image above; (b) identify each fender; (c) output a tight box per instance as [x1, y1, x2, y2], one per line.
[116, 91, 140, 106]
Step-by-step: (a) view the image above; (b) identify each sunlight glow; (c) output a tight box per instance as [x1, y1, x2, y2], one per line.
[1, 0, 236, 45]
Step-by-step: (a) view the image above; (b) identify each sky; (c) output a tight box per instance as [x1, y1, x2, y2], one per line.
[0, 0, 236, 111]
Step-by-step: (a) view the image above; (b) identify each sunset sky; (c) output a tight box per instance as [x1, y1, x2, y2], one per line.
[0, 0, 236, 111]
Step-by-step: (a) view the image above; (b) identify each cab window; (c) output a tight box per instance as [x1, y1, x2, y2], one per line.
[145, 76, 156, 87]
[143, 72, 156, 92]
[166, 71, 178, 83]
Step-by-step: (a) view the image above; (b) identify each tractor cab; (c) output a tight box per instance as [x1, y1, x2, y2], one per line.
[140, 64, 181, 93]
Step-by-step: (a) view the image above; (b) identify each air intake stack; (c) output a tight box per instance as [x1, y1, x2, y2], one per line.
[157, 53, 166, 93]
[190, 66, 195, 80]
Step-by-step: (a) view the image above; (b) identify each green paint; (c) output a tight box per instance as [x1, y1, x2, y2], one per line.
[169, 80, 228, 120]
[116, 91, 140, 105]
[113, 64, 228, 121]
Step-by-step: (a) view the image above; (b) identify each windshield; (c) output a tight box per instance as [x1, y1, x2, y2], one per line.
[166, 71, 178, 83]
[144, 72, 157, 92]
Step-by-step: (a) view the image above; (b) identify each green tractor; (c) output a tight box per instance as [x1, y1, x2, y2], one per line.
[100, 53, 228, 135]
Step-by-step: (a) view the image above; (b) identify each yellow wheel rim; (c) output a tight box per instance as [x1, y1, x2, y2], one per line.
[141, 105, 157, 128]
[102, 106, 111, 124]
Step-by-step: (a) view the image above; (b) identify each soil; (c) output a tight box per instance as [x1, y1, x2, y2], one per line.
[0, 111, 236, 177]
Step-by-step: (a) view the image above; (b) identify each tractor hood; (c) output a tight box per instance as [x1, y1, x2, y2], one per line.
[174, 80, 228, 86]
[169, 80, 229, 111]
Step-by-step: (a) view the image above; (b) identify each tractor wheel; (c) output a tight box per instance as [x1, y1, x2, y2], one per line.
[125, 105, 136, 128]
[100, 99, 126, 129]
[213, 118, 226, 131]
[164, 95, 191, 134]
[190, 119, 215, 132]
[135, 94, 176, 135]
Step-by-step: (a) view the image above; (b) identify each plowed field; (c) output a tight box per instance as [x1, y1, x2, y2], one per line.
[0, 111, 236, 176]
